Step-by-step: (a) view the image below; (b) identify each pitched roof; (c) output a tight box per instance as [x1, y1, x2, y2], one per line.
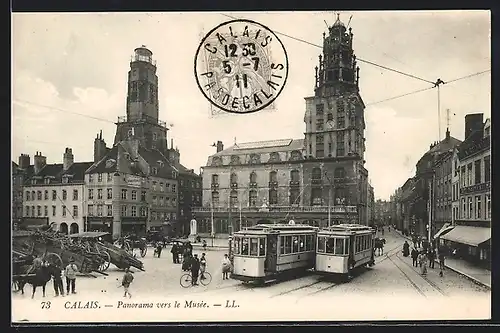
[428, 135, 462, 154]
[138, 145, 177, 179]
[24, 162, 93, 185]
[85, 145, 119, 174]
[212, 138, 304, 156]
[12, 161, 18, 168]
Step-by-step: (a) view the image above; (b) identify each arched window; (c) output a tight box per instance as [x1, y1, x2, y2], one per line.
[230, 173, 238, 184]
[59, 222, 68, 235]
[269, 152, 281, 163]
[230, 155, 241, 165]
[249, 190, 257, 207]
[250, 171, 257, 183]
[269, 189, 278, 205]
[211, 191, 219, 206]
[230, 190, 238, 207]
[70, 223, 79, 235]
[290, 188, 300, 205]
[312, 167, 322, 180]
[289, 150, 302, 161]
[334, 167, 346, 178]
[249, 153, 261, 164]
[290, 170, 300, 182]
[269, 171, 277, 182]
[211, 174, 219, 184]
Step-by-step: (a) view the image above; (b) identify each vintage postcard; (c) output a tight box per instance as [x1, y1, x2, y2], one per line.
[12, 10, 491, 323]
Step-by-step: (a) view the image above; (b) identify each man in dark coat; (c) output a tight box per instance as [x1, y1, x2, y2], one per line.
[428, 248, 436, 268]
[190, 254, 201, 286]
[402, 241, 410, 257]
[171, 243, 179, 264]
[49, 263, 64, 296]
[411, 248, 419, 267]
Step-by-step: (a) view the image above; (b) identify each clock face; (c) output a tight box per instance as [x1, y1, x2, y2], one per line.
[326, 120, 335, 129]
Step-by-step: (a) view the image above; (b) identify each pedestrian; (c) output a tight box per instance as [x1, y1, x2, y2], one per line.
[428, 248, 436, 269]
[156, 242, 163, 258]
[402, 241, 410, 257]
[64, 258, 78, 294]
[439, 250, 446, 270]
[412, 235, 417, 249]
[190, 254, 200, 286]
[222, 254, 231, 280]
[411, 248, 418, 267]
[199, 253, 207, 280]
[122, 268, 134, 298]
[50, 263, 64, 297]
[419, 251, 428, 276]
[202, 239, 207, 252]
[171, 243, 178, 264]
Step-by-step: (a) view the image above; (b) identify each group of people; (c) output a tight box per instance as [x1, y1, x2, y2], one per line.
[403, 240, 446, 277]
[24, 256, 79, 297]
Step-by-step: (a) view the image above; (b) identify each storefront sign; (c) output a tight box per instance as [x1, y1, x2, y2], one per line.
[127, 175, 143, 188]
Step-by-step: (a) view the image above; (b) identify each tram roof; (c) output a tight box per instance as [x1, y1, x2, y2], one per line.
[319, 224, 374, 234]
[235, 224, 318, 234]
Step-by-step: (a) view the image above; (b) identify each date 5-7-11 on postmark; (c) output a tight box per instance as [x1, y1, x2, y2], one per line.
[194, 19, 289, 114]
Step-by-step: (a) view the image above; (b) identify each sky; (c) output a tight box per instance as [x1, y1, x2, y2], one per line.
[12, 11, 491, 200]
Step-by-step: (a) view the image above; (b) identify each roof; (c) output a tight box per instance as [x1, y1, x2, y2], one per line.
[24, 161, 93, 185]
[457, 129, 489, 160]
[441, 226, 490, 247]
[213, 138, 304, 156]
[428, 135, 462, 154]
[12, 161, 18, 168]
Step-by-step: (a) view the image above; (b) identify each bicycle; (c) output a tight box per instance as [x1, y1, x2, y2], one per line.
[180, 271, 212, 288]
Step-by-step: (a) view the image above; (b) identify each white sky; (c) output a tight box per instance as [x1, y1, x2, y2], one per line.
[12, 11, 491, 200]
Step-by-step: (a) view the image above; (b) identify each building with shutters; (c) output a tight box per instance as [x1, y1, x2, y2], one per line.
[192, 16, 370, 237]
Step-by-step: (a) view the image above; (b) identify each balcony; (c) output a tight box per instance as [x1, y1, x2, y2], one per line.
[460, 181, 490, 195]
[268, 181, 278, 187]
[211, 183, 219, 189]
[193, 205, 358, 214]
[289, 181, 300, 186]
[249, 182, 258, 188]
[117, 115, 167, 129]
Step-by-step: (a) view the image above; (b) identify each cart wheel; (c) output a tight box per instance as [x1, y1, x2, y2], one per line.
[200, 272, 212, 286]
[140, 247, 147, 258]
[180, 273, 192, 288]
[44, 252, 63, 267]
[98, 251, 111, 272]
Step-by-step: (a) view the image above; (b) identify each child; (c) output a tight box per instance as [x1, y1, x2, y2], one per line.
[122, 268, 134, 298]
[222, 254, 231, 280]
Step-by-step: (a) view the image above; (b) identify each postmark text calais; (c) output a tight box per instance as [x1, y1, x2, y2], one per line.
[194, 19, 289, 114]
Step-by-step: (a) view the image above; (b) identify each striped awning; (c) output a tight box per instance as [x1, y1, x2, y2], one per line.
[441, 226, 491, 247]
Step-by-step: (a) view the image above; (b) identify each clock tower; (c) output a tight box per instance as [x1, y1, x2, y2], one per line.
[114, 46, 169, 155]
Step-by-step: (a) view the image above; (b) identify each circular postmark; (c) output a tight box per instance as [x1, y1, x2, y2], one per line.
[194, 19, 289, 114]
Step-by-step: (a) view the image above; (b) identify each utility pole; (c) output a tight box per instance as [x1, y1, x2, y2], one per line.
[433, 78, 446, 141]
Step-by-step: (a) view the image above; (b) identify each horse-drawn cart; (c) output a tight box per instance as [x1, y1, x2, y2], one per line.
[114, 234, 148, 258]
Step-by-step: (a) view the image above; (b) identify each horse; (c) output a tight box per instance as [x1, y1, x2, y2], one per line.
[374, 238, 386, 256]
[17, 265, 52, 299]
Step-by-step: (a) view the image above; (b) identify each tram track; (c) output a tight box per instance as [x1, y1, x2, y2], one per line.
[269, 280, 323, 298]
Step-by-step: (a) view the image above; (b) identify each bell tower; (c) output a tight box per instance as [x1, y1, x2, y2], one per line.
[114, 46, 168, 155]
[304, 15, 366, 162]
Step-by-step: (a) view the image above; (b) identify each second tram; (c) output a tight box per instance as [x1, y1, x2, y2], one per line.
[231, 224, 318, 284]
[315, 224, 375, 280]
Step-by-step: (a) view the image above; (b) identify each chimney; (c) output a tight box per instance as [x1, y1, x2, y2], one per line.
[33, 151, 47, 174]
[18, 154, 31, 169]
[464, 113, 484, 139]
[171, 138, 174, 149]
[216, 140, 224, 153]
[94, 131, 107, 163]
[63, 147, 74, 171]
[445, 128, 450, 140]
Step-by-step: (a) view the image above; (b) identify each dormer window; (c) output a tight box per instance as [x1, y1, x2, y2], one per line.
[62, 177, 68, 184]
[153, 133, 158, 141]
[158, 161, 164, 168]
[44, 178, 50, 185]
[105, 159, 116, 169]
[152, 167, 158, 175]
[124, 153, 131, 161]
[172, 171, 177, 178]
[31, 179, 36, 185]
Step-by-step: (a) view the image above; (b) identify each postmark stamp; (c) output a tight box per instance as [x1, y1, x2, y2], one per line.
[194, 19, 289, 114]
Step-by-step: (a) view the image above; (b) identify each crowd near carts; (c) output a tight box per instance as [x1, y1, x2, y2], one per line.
[230, 223, 377, 285]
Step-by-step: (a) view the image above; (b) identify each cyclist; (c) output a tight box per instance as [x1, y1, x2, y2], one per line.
[190, 254, 200, 286]
[199, 253, 207, 280]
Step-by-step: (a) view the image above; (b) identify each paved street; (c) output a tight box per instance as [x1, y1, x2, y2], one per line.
[12, 231, 490, 322]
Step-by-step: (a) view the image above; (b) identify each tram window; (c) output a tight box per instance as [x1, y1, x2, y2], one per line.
[250, 238, 258, 256]
[259, 238, 266, 256]
[299, 235, 305, 252]
[306, 235, 314, 251]
[285, 236, 292, 254]
[317, 237, 325, 253]
[326, 238, 335, 254]
[292, 236, 299, 253]
[335, 238, 345, 255]
[241, 238, 249, 255]
[345, 239, 350, 254]
[234, 237, 240, 255]
[280, 236, 285, 254]
[356, 237, 360, 253]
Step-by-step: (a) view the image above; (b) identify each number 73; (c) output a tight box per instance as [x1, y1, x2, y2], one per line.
[223, 57, 260, 74]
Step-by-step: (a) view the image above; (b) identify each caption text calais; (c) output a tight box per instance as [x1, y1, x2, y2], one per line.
[39, 300, 240, 310]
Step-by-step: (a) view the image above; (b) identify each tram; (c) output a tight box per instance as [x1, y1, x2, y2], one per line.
[230, 224, 318, 284]
[315, 224, 375, 281]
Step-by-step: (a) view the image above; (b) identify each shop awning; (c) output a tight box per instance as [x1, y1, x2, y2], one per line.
[433, 223, 454, 239]
[441, 226, 491, 247]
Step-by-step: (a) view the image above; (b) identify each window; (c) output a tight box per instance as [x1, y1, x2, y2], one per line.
[97, 189, 103, 199]
[106, 188, 112, 199]
[97, 204, 103, 216]
[335, 238, 345, 255]
[62, 190, 67, 200]
[88, 189, 94, 200]
[152, 196, 157, 205]
[26, 191, 30, 201]
[160, 183, 164, 192]
[316, 119, 324, 131]
[334, 167, 346, 179]
[474, 160, 482, 184]
[249, 171, 257, 183]
[317, 237, 325, 253]
[269, 189, 278, 205]
[336, 132, 345, 156]
[476, 196, 481, 219]
[306, 235, 314, 251]
[468, 197, 473, 219]
[140, 207, 147, 217]
[121, 189, 127, 200]
[298, 235, 306, 252]
[484, 156, 490, 182]
[152, 167, 158, 175]
[153, 133, 158, 141]
[141, 191, 146, 201]
[44, 205, 48, 216]
[212, 174, 219, 184]
[73, 205, 78, 217]
[153, 182, 157, 191]
[37, 191, 42, 200]
[62, 205, 67, 217]
[326, 238, 334, 254]
[44, 190, 48, 200]
[486, 195, 491, 219]
[259, 238, 266, 256]
[461, 198, 466, 218]
[290, 188, 300, 205]
[89, 174, 93, 182]
[31, 206, 35, 217]
[316, 104, 324, 115]
[212, 191, 219, 206]
[172, 184, 176, 193]
[250, 238, 258, 256]
[249, 190, 257, 207]
[88, 204, 94, 216]
[337, 114, 345, 128]
[73, 189, 78, 200]
[121, 205, 127, 216]
[52, 205, 56, 216]
[107, 205, 113, 216]
[62, 177, 68, 184]
[131, 190, 137, 200]
[98, 173, 103, 182]
[131, 206, 137, 217]
[327, 113, 333, 121]
[467, 163, 473, 186]
[285, 236, 292, 254]
[229, 190, 238, 207]
[290, 169, 300, 182]
[107, 173, 113, 182]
